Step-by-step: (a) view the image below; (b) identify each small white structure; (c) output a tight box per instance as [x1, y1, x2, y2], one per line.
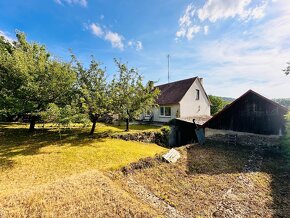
[162, 149, 181, 163]
[143, 77, 211, 123]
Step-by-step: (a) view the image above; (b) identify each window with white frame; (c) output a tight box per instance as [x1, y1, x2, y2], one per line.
[160, 106, 171, 117]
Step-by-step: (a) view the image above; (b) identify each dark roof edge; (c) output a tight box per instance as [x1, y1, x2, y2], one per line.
[155, 77, 197, 88]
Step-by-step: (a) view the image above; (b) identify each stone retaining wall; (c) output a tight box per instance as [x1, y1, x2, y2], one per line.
[206, 134, 280, 148]
[111, 128, 170, 147]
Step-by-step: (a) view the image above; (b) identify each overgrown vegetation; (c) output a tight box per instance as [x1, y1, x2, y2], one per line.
[110, 60, 160, 131]
[281, 114, 290, 166]
[208, 95, 230, 115]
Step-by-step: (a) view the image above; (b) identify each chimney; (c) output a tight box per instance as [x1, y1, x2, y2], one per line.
[199, 77, 203, 85]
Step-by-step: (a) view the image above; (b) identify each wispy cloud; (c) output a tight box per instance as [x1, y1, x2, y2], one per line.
[90, 23, 104, 37]
[88, 23, 124, 50]
[54, 0, 87, 7]
[207, 7, 289, 97]
[197, 0, 268, 22]
[171, 0, 290, 98]
[128, 40, 143, 51]
[176, 4, 200, 40]
[104, 31, 124, 50]
[176, 0, 268, 40]
[87, 22, 142, 51]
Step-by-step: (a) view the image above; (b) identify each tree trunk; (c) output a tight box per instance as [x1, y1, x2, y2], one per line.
[90, 120, 97, 135]
[125, 118, 129, 132]
[29, 116, 36, 131]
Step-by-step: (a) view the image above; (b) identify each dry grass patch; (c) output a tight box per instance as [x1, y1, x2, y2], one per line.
[0, 170, 159, 217]
[113, 143, 289, 217]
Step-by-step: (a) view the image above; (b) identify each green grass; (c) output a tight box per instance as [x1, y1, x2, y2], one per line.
[0, 123, 166, 197]
[281, 121, 290, 167]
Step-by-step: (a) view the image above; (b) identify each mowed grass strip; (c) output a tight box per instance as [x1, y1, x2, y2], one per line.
[0, 170, 159, 218]
[0, 123, 166, 197]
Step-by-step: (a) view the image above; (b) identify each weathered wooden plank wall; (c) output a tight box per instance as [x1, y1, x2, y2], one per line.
[205, 91, 287, 135]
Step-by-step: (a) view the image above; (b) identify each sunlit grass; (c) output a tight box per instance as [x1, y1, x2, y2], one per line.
[0, 123, 166, 197]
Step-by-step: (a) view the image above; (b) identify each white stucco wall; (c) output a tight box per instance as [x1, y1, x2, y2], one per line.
[179, 80, 210, 117]
[152, 104, 180, 123]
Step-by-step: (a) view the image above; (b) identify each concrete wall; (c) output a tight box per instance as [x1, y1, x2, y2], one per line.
[152, 104, 180, 123]
[179, 79, 211, 117]
[205, 128, 280, 147]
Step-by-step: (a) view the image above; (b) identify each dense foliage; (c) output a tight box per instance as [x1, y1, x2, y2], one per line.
[110, 60, 160, 131]
[0, 32, 76, 130]
[208, 95, 229, 115]
[0, 32, 160, 133]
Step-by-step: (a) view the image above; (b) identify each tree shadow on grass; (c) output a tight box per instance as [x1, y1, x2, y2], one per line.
[261, 149, 290, 217]
[0, 125, 106, 170]
[186, 143, 252, 175]
[186, 141, 290, 217]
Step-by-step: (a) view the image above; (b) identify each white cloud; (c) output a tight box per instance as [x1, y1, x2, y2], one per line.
[171, 0, 290, 98]
[186, 25, 200, 40]
[88, 23, 124, 50]
[88, 22, 142, 51]
[176, 4, 197, 40]
[197, 0, 268, 22]
[90, 23, 104, 37]
[136, 41, 143, 51]
[176, 0, 269, 40]
[198, 5, 290, 97]
[104, 31, 124, 50]
[54, 0, 87, 7]
[179, 3, 195, 27]
[128, 40, 143, 51]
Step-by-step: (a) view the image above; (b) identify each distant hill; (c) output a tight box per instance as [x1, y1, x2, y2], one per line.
[220, 97, 235, 103]
[217, 97, 290, 108]
[272, 98, 290, 108]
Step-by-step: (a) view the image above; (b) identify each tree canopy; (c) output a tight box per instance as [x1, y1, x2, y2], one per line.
[110, 60, 160, 131]
[0, 32, 76, 130]
[0, 32, 160, 133]
[208, 95, 229, 115]
[72, 54, 111, 135]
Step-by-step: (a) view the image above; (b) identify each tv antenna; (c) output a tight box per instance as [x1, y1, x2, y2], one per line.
[167, 54, 170, 83]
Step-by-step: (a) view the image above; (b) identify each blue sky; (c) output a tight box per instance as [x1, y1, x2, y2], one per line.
[0, 0, 289, 98]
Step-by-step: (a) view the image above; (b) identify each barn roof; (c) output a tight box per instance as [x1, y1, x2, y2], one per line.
[155, 77, 197, 105]
[203, 89, 289, 127]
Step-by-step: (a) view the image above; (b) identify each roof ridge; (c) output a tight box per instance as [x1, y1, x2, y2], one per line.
[155, 77, 197, 88]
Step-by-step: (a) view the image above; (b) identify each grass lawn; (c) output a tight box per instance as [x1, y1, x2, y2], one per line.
[1, 122, 289, 217]
[0, 123, 166, 197]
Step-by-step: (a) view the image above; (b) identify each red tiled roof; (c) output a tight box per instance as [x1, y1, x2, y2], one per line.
[155, 77, 197, 105]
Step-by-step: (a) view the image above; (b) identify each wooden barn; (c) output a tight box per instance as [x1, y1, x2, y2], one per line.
[203, 90, 288, 135]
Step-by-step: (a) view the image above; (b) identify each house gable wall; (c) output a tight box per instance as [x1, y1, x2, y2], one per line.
[179, 80, 210, 118]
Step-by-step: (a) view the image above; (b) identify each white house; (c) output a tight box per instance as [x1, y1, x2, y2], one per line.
[144, 77, 211, 124]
